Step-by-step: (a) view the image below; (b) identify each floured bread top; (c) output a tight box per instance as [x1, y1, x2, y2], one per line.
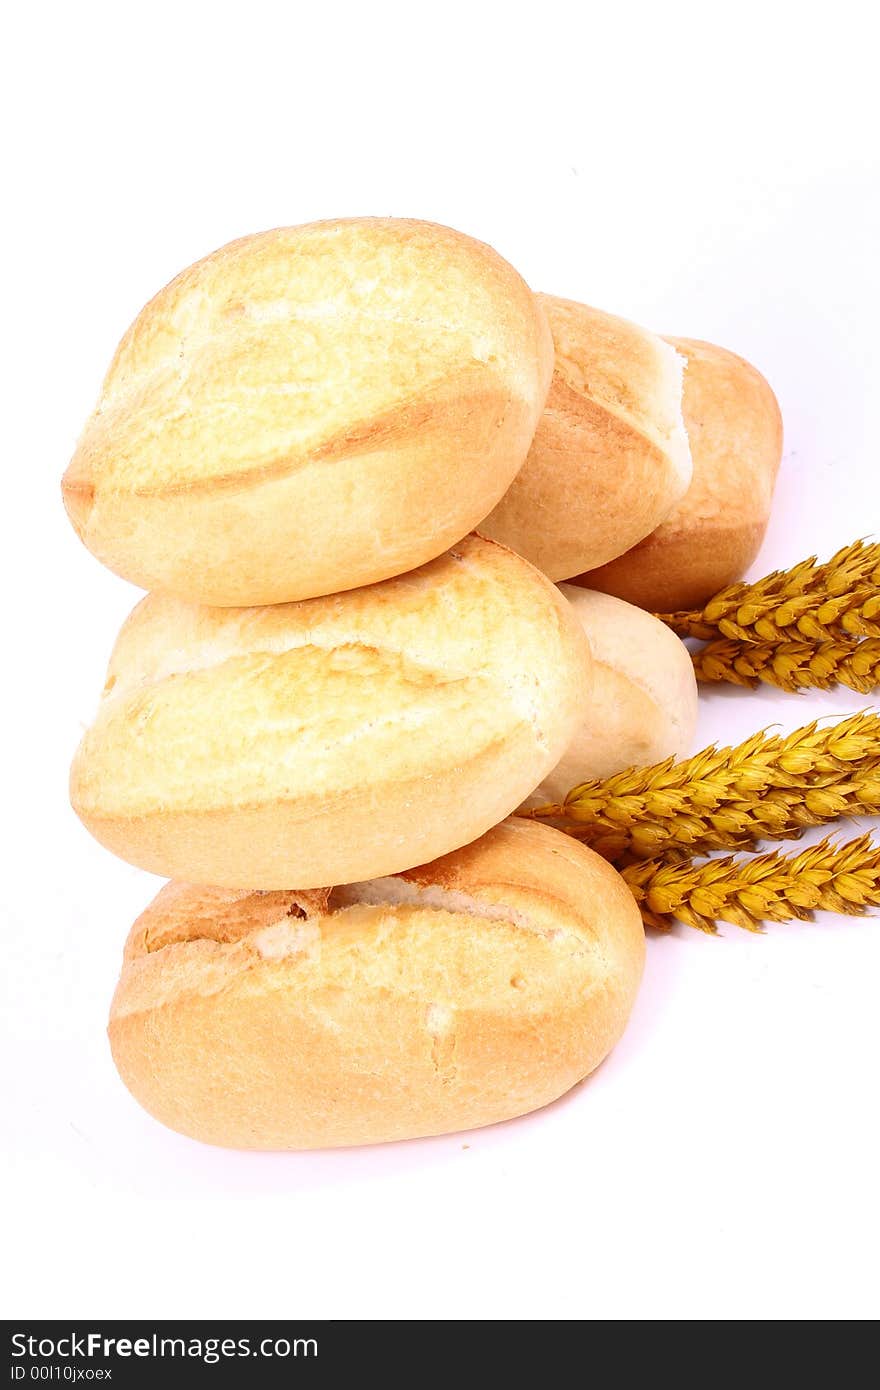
[72, 535, 591, 819]
[71, 219, 552, 496]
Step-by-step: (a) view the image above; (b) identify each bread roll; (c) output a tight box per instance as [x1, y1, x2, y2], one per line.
[70, 535, 591, 888]
[523, 586, 698, 807]
[579, 337, 783, 611]
[62, 219, 553, 606]
[480, 294, 692, 579]
[108, 819, 645, 1149]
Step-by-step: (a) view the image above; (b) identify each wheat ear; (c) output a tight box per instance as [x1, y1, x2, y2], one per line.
[693, 637, 880, 693]
[521, 712, 880, 862]
[660, 539, 880, 643]
[622, 834, 880, 933]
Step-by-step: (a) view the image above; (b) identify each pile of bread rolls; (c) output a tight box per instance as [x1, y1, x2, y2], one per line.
[64, 219, 782, 1150]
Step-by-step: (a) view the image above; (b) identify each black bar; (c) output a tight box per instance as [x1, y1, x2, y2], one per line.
[4, 1321, 558, 1383]
[5, 1324, 326, 1386]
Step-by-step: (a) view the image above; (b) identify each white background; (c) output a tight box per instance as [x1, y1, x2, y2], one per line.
[2, 1, 879, 1321]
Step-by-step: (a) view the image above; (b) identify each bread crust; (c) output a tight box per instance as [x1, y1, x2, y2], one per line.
[523, 586, 698, 806]
[108, 819, 645, 1149]
[71, 535, 592, 887]
[579, 337, 783, 611]
[62, 219, 553, 606]
[480, 294, 692, 579]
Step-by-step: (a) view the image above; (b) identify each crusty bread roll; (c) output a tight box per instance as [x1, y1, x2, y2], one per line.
[480, 294, 692, 579]
[62, 219, 553, 606]
[108, 819, 645, 1149]
[523, 586, 698, 807]
[579, 337, 783, 611]
[70, 535, 591, 888]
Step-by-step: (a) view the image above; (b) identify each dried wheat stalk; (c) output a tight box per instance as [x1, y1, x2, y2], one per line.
[660, 540, 880, 644]
[522, 713, 880, 862]
[692, 636, 880, 692]
[622, 834, 880, 933]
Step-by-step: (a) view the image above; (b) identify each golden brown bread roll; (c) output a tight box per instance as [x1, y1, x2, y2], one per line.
[523, 586, 698, 807]
[579, 337, 783, 611]
[108, 819, 645, 1149]
[480, 294, 692, 579]
[70, 535, 591, 888]
[62, 219, 553, 606]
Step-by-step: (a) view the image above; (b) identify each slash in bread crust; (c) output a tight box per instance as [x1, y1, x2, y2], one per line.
[109, 819, 645, 1149]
